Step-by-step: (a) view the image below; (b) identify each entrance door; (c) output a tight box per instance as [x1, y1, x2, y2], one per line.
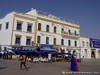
[91, 51, 95, 58]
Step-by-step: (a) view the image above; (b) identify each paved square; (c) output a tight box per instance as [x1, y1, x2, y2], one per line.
[0, 59, 100, 75]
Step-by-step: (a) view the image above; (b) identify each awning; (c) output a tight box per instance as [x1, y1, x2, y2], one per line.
[12, 46, 36, 51]
[22, 47, 36, 51]
[12, 46, 22, 51]
[40, 48, 57, 51]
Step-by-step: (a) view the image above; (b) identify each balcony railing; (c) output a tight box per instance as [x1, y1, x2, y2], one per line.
[61, 31, 79, 37]
[61, 31, 68, 36]
[69, 33, 79, 36]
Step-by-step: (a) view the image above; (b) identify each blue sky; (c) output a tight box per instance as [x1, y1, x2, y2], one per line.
[0, 0, 100, 39]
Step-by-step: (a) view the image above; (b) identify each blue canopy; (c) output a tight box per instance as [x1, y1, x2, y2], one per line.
[40, 44, 57, 51]
[40, 48, 57, 51]
[22, 47, 36, 51]
[12, 46, 22, 51]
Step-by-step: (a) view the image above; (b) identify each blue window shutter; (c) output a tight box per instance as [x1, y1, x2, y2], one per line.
[27, 25, 32, 32]
[17, 23, 22, 30]
[26, 39, 31, 45]
[15, 37, 20, 44]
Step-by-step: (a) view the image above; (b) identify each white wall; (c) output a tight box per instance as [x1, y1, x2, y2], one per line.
[36, 19, 80, 47]
[81, 48, 91, 59]
[12, 16, 35, 46]
[80, 37, 91, 59]
[0, 12, 14, 46]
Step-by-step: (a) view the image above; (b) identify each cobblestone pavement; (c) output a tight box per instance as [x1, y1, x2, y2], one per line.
[0, 59, 100, 75]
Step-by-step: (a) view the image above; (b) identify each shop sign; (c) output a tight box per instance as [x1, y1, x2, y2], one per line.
[90, 38, 100, 48]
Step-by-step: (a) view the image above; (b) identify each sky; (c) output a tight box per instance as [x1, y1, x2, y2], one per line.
[0, 0, 100, 39]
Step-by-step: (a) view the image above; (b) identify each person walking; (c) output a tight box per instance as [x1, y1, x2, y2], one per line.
[70, 55, 79, 71]
[20, 53, 28, 71]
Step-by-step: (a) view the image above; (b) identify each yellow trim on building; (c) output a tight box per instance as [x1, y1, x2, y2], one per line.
[37, 17, 80, 29]
[13, 30, 34, 34]
[14, 14, 36, 21]
[34, 18, 38, 44]
[26, 36, 32, 39]
[37, 30, 80, 38]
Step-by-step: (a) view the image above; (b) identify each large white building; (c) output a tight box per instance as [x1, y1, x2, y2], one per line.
[0, 8, 80, 53]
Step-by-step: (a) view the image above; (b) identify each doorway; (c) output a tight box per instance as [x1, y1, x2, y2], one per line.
[91, 51, 95, 58]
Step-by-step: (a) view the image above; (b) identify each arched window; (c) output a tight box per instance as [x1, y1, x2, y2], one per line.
[74, 41, 77, 47]
[46, 37, 49, 44]
[74, 31, 77, 35]
[68, 40, 71, 46]
[46, 25, 49, 32]
[53, 38, 56, 45]
[37, 36, 41, 43]
[68, 30, 71, 34]
[61, 39, 64, 45]
[38, 23, 41, 30]
[82, 41, 85, 47]
[61, 28, 64, 33]
[54, 26, 56, 33]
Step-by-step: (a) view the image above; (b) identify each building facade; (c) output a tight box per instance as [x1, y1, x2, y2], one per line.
[80, 37, 100, 59]
[80, 37, 91, 58]
[90, 38, 100, 59]
[0, 8, 80, 53]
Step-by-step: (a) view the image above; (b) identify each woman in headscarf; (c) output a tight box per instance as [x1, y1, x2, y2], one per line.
[70, 54, 79, 71]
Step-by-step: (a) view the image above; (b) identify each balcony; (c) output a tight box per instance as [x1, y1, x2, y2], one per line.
[61, 32, 79, 38]
[69, 33, 79, 36]
[61, 31, 68, 36]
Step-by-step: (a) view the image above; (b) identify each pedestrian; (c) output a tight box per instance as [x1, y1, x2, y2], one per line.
[20, 53, 28, 71]
[48, 53, 52, 63]
[70, 55, 79, 71]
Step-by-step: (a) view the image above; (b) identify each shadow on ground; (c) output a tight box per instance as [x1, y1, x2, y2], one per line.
[0, 67, 8, 70]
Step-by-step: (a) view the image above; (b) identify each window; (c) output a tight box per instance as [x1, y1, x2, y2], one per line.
[61, 39, 64, 45]
[87, 42, 89, 47]
[46, 25, 49, 32]
[6, 22, 9, 29]
[68, 40, 71, 46]
[68, 30, 71, 34]
[61, 28, 64, 34]
[54, 26, 56, 33]
[38, 23, 41, 30]
[74, 31, 77, 35]
[53, 38, 56, 45]
[74, 41, 77, 47]
[82, 41, 85, 47]
[26, 38, 31, 45]
[46, 37, 49, 44]
[15, 37, 21, 45]
[27, 24, 32, 32]
[37, 36, 41, 43]
[0, 24, 2, 30]
[16, 22, 22, 30]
